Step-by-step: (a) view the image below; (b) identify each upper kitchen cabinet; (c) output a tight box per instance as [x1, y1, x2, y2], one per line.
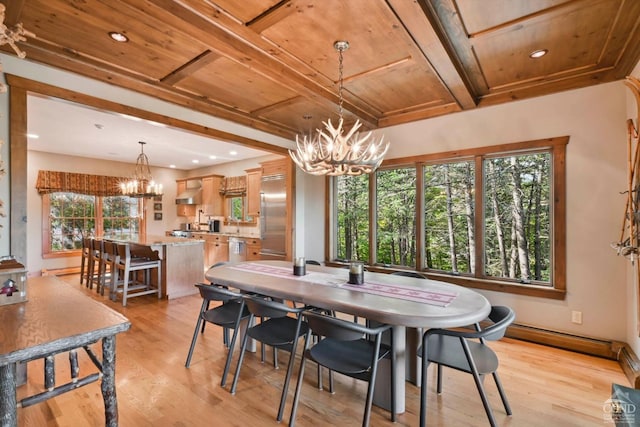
[176, 180, 196, 217]
[245, 168, 261, 218]
[202, 175, 224, 216]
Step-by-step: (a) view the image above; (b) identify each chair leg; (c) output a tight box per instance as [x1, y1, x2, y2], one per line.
[276, 334, 301, 422]
[362, 335, 383, 427]
[230, 315, 253, 395]
[221, 311, 244, 387]
[437, 363, 443, 393]
[420, 344, 428, 427]
[470, 366, 497, 427]
[122, 270, 130, 307]
[493, 371, 512, 415]
[289, 331, 311, 427]
[80, 254, 86, 285]
[185, 301, 207, 368]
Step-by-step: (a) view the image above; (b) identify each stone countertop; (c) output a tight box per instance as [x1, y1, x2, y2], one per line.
[107, 234, 205, 246]
[178, 231, 262, 240]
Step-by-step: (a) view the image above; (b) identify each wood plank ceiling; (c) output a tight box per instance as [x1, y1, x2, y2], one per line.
[2, 0, 640, 142]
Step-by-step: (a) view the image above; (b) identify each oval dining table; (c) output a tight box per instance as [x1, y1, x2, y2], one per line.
[205, 260, 491, 414]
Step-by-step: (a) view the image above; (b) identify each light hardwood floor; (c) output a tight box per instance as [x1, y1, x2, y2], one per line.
[16, 274, 628, 426]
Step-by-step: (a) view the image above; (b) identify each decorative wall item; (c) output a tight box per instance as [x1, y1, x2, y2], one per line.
[154, 203, 162, 211]
[154, 212, 162, 221]
[613, 76, 640, 333]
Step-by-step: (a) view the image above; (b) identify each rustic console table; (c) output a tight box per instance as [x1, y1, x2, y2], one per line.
[0, 276, 131, 426]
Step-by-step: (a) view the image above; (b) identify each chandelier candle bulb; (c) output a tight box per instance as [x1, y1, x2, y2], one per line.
[293, 257, 306, 276]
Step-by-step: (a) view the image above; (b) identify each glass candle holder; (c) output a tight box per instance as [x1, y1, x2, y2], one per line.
[348, 261, 364, 285]
[293, 257, 306, 276]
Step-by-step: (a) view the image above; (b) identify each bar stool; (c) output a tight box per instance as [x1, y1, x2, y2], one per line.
[79, 237, 92, 286]
[100, 241, 119, 296]
[111, 243, 162, 307]
[87, 239, 103, 291]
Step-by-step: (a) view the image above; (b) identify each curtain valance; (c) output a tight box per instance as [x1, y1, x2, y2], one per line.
[220, 176, 246, 196]
[36, 170, 124, 197]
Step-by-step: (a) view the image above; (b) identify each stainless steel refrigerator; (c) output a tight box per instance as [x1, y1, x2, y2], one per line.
[259, 174, 287, 260]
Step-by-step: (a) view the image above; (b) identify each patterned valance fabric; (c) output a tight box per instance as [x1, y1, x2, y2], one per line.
[36, 170, 125, 197]
[220, 175, 246, 196]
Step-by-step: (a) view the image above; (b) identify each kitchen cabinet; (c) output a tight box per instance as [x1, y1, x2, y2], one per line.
[245, 168, 261, 217]
[176, 180, 196, 217]
[202, 175, 223, 216]
[261, 158, 288, 177]
[202, 234, 229, 268]
[246, 238, 261, 261]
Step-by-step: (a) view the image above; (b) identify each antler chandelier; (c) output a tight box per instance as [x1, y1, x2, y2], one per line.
[289, 41, 389, 176]
[120, 141, 163, 198]
[0, 4, 34, 60]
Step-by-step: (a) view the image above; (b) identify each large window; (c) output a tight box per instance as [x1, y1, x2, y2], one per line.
[330, 137, 567, 298]
[43, 192, 142, 257]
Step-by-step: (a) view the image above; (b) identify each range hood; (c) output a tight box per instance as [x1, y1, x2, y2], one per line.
[176, 181, 202, 205]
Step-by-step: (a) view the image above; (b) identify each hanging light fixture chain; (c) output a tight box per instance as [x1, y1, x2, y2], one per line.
[338, 44, 344, 120]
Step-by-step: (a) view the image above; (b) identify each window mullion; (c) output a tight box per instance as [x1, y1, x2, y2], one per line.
[474, 155, 484, 279]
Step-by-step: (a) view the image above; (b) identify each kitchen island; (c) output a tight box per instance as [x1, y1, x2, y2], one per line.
[106, 235, 204, 300]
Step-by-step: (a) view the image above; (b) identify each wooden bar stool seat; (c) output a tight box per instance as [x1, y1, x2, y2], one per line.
[111, 243, 162, 307]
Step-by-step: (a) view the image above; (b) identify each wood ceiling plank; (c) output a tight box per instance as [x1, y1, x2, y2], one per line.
[12, 43, 296, 139]
[388, 0, 477, 110]
[142, 0, 378, 126]
[161, 50, 221, 86]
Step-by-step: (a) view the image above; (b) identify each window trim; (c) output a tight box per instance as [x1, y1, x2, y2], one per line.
[327, 136, 568, 300]
[42, 192, 145, 259]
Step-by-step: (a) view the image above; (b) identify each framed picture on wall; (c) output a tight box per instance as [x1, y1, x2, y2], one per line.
[153, 195, 162, 202]
[154, 212, 163, 221]
[154, 203, 162, 211]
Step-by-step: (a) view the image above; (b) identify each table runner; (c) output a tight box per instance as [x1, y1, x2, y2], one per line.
[228, 262, 458, 307]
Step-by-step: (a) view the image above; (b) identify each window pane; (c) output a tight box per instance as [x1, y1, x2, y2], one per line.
[483, 152, 551, 283]
[336, 174, 369, 261]
[424, 162, 475, 274]
[48, 192, 95, 252]
[376, 168, 416, 267]
[103, 196, 140, 238]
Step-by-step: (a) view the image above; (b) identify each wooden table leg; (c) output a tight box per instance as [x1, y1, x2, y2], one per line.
[0, 363, 17, 427]
[101, 336, 118, 427]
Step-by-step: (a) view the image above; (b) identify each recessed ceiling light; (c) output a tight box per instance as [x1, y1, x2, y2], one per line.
[529, 49, 548, 59]
[209, 155, 217, 160]
[192, 159, 199, 164]
[229, 151, 237, 156]
[169, 164, 176, 169]
[108, 32, 129, 43]
[27, 133, 39, 139]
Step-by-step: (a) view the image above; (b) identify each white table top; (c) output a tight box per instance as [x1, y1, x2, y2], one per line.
[205, 261, 491, 329]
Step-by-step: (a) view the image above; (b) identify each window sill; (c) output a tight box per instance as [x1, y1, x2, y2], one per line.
[326, 261, 566, 300]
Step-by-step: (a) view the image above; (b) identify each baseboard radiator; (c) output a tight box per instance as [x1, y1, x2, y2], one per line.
[508, 323, 640, 388]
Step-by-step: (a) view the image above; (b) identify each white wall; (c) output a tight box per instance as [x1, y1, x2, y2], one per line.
[370, 81, 629, 341]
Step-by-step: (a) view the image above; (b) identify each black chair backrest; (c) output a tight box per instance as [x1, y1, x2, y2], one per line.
[243, 295, 304, 318]
[304, 310, 391, 341]
[391, 271, 427, 279]
[482, 306, 515, 341]
[195, 283, 241, 303]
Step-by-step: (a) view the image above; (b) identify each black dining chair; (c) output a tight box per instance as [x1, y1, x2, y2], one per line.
[418, 305, 515, 427]
[229, 295, 309, 422]
[185, 283, 250, 387]
[391, 270, 427, 279]
[289, 309, 395, 427]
